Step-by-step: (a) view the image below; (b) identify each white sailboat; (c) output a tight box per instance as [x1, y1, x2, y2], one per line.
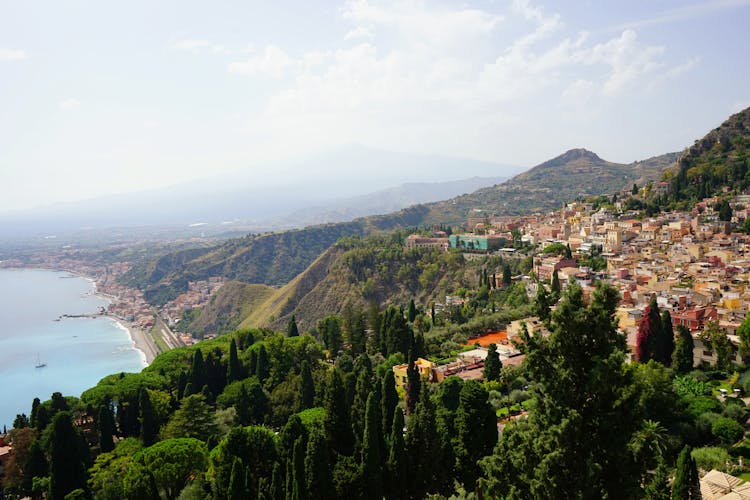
[35, 354, 46, 368]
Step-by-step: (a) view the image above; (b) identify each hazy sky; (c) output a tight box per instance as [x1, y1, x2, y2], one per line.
[1, 0, 749, 212]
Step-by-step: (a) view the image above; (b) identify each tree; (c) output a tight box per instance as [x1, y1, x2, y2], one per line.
[405, 384, 439, 498]
[130, 438, 208, 500]
[229, 458, 248, 500]
[737, 310, 750, 357]
[299, 360, 315, 410]
[533, 283, 551, 325]
[700, 321, 733, 369]
[407, 299, 417, 323]
[290, 437, 306, 500]
[162, 394, 219, 442]
[672, 325, 694, 373]
[550, 269, 560, 295]
[98, 405, 115, 453]
[324, 369, 354, 456]
[360, 391, 383, 500]
[30, 397, 41, 428]
[227, 338, 242, 383]
[482, 282, 641, 499]
[657, 310, 675, 366]
[483, 343, 502, 382]
[386, 409, 405, 500]
[188, 349, 206, 396]
[287, 315, 299, 337]
[23, 437, 48, 495]
[318, 315, 343, 356]
[46, 411, 89, 500]
[632, 183, 638, 195]
[256, 344, 270, 383]
[405, 354, 421, 415]
[644, 460, 670, 500]
[139, 388, 158, 447]
[454, 380, 497, 491]
[712, 417, 744, 444]
[381, 371, 399, 438]
[502, 264, 512, 286]
[305, 428, 332, 500]
[13, 413, 29, 429]
[636, 296, 662, 363]
[671, 445, 700, 500]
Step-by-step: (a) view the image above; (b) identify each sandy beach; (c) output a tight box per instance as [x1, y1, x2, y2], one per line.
[115, 318, 158, 365]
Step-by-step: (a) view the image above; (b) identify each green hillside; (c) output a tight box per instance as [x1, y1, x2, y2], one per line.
[668, 106, 750, 204]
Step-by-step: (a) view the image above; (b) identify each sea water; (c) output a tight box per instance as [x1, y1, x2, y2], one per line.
[0, 268, 145, 429]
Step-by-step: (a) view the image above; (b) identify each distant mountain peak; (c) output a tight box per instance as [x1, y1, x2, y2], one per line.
[555, 148, 603, 163]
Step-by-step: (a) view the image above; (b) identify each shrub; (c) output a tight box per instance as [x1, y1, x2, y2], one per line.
[712, 417, 745, 444]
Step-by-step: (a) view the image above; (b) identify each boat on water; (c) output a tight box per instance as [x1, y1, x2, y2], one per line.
[35, 354, 46, 368]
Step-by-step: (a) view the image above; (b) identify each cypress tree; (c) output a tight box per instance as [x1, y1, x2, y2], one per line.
[229, 458, 247, 500]
[483, 343, 502, 382]
[305, 428, 332, 500]
[533, 283, 551, 325]
[659, 310, 675, 366]
[270, 462, 284, 500]
[98, 405, 115, 453]
[228, 338, 242, 383]
[23, 438, 48, 493]
[30, 397, 41, 428]
[454, 380, 497, 491]
[188, 349, 206, 395]
[47, 411, 88, 500]
[381, 370, 398, 440]
[323, 369, 354, 456]
[637, 296, 663, 363]
[644, 460, 670, 500]
[405, 354, 421, 415]
[550, 269, 560, 295]
[386, 409, 406, 500]
[290, 437, 306, 500]
[672, 445, 700, 499]
[503, 264, 512, 286]
[361, 391, 383, 500]
[256, 345, 270, 383]
[176, 371, 188, 399]
[299, 360, 315, 410]
[139, 387, 158, 446]
[351, 362, 373, 446]
[236, 382, 252, 426]
[407, 299, 417, 323]
[287, 315, 299, 337]
[672, 324, 695, 373]
[35, 405, 50, 433]
[249, 349, 258, 376]
[405, 384, 438, 498]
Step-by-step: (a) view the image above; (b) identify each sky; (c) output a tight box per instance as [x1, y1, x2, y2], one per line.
[1, 0, 749, 212]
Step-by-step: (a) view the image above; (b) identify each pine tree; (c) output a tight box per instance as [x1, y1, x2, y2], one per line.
[299, 360, 314, 410]
[228, 338, 242, 383]
[483, 343, 502, 382]
[672, 445, 700, 499]
[482, 282, 642, 499]
[533, 283, 552, 325]
[46, 411, 88, 500]
[98, 405, 115, 452]
[361, 391, 383, 500]
[139, 387, 158, 446]
[287, 315, 299, 337]
[672, 325, 695, 373]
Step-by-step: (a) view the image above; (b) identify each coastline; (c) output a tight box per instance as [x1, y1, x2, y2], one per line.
[110, 317, 157, 366]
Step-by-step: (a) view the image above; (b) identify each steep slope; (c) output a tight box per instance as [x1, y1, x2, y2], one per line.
[180, 281, 276, 336]
[669, 106, 750, 202]
[423, 149, 677, 225]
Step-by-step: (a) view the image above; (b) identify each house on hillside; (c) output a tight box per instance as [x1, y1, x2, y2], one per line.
[392, 357, 436, 388]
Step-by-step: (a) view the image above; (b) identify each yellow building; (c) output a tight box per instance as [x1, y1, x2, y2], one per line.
[392, 357, 436, 388]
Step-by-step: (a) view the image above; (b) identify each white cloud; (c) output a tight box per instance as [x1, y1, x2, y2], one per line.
[0, 48, 27, 61]
[614, 0, 750, 31]
[344, 26, 373, 40]
[228, 45, 293, 77]
[59, 98, 81, 110]
[171, 39, 227, 54]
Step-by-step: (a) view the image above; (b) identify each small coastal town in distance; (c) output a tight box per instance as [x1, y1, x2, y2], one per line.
[2, 1, 750, 499]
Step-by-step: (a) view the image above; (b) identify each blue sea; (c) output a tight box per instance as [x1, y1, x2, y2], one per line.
[0, 268, 145, 429]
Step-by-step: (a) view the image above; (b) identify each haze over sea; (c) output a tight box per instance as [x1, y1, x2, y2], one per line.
[0, 268, 145, 428]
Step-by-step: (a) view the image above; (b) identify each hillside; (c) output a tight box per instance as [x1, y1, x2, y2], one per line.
[179, 281, 275, 336]
[669, 106, 750, 204]
[422, 149, 678, 225]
